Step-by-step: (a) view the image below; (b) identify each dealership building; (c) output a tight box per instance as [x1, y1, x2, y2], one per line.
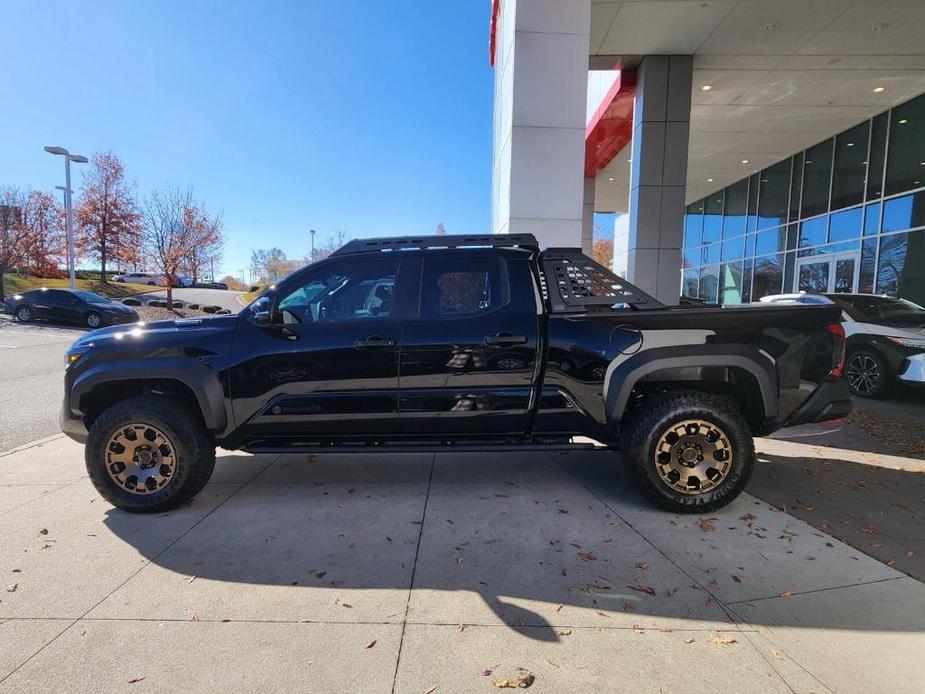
[489, 0, 925, 307]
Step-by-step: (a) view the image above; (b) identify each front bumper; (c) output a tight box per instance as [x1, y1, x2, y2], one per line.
[782, 377, 853, 428]
[898, 352, 925, 384]
[60, 396, 88, 443]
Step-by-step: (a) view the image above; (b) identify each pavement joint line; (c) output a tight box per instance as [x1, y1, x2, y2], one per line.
[0, 476, 90, 518]
[390, 452, 436, 694]
[723, 575, 908, 606]
[0, 454, 280, 687]
[738, 625, 834, 694]
[0, 433, 66, 459]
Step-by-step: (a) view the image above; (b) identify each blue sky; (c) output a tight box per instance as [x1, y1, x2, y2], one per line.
[1, 1, 494, 279]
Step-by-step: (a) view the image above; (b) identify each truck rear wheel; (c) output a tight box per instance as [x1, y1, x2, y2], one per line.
[622, 391, 754, 513]
[85, 395, 215, 513]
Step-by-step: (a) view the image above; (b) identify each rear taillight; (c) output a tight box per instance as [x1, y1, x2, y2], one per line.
[826, 322, 846, 378]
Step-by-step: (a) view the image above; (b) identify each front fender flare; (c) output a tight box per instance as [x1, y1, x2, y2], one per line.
[604, 345, 779, 423]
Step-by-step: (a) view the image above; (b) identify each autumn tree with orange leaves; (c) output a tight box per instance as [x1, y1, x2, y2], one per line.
[142, 187, 223, 304]
[75, 152, 141, 281]
[21, 190, 66, 276]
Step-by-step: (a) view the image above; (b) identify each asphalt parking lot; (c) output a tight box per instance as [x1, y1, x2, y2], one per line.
[1, 435, 923, 693]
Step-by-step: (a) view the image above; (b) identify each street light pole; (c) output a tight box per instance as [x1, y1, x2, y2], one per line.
[310, 229, 316, 263]
[44, 146, 87, 290]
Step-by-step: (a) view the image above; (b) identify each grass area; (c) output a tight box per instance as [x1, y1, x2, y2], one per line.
[2, 273, 158, 298]
[241, 289, 262, 304]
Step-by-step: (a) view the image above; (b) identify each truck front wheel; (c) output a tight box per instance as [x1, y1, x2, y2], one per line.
[85, 395, 215, 513]
[622, 391, 754, 513]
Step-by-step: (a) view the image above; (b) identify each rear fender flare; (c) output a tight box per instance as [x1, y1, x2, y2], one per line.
[70, 357, 228, 433]
[604, 345, 778, 423]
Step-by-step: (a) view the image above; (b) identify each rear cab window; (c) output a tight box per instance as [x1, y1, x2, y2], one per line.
[420, 255, 510, 320]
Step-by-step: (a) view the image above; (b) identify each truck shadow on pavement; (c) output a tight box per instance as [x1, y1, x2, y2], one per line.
[101, 449, 925, 642]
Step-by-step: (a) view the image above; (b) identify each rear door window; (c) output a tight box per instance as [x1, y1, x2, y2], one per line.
[421, 256, 510, 320]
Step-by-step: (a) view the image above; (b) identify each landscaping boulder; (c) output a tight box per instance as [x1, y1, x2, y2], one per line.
[216, 308, 231, 315]
[121, 297, 141, 306]
[187, 303, 200, 310]
[202, 305, 218, 314]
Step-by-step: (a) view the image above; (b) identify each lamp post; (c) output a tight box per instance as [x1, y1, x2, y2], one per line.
[310, 229, 316, 263]
[44, 146, 87, 289]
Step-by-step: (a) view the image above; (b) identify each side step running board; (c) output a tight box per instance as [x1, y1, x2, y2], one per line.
[243, 442, 610, 455]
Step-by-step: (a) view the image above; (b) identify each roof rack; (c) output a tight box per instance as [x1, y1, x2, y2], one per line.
[332, 233, 539, 256]
[539, 248, 664, 311]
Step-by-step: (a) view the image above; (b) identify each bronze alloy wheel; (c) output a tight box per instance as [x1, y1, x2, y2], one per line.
[654, 419, 732, 494]
[105, 423, 178, 495]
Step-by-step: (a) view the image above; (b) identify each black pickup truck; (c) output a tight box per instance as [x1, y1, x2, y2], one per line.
[61, 234, 851, 513]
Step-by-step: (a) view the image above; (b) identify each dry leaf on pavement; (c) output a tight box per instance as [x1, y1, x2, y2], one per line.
[683, 638, 696, 644]
[365, 640, 377, 649]
[577, 551, 597, 561]
[710, 633, 737, 646]
[697, 518, 716, 532]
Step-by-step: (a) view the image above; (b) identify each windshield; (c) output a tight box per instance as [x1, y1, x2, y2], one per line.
[826, 294, 925, 324]
[74, 291, 111, 304]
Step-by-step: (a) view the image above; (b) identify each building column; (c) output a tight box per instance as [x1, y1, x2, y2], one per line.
[490, 0, 592, 249]
[581, 177, 595, 255]
[626, 55, 691, 304]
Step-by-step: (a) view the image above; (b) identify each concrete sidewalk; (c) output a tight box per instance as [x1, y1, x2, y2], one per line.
[1, 436, 922, 693]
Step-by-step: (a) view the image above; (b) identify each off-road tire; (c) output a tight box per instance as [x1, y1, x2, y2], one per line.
[622, 390, 754, 513]
[85, 395, 215, 513]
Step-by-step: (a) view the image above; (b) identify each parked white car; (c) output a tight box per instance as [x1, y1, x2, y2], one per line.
[112, 272, 166, 286]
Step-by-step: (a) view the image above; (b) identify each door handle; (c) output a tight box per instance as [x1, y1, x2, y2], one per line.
[484, 333, 527, 345]
[354, 336, 397, 348]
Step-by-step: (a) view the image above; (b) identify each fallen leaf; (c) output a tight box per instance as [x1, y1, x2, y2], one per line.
[557, 629, 572, 636]
[697, 518, 716, 533]
[190, 611, 200, 622]
[683, 638, 696, 644]
[187, 575, 197, 584]
[710, 633, 737, 646]
[771, 648, 785, 660]
[6, 583, 17, 593]
[480, 669, 493, 676]
[127, 677, 146, 684]
[555, 604, 563, 612]
[424, 686, 438, 694]
[315, 571, 327, 579]
[38, 528, 48, 535]
[779, 591, 793, 598]
[577, 551, 597, 561]
[365, 640, 377, 649]
[627, 585, 656, 596]
[635, 562, 650, 570]
[341, 603, 353, 608]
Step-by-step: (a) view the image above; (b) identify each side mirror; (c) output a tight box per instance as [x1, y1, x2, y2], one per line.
[251, 297, 271, 327]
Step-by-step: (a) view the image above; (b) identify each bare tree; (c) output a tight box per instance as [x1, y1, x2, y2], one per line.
[182, 210, 224, 283]
[142, 187, 222, 305]
[309, 230, 347, 262]
[75, 152, 141, 281]
[0, 187, 28, 299]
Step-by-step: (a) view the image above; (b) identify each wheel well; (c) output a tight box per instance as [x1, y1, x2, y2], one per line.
[81, 379, 204, 429]
[627, 366, 767, 433]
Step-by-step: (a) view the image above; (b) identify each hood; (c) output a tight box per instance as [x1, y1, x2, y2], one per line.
[71, 314, 238, 351]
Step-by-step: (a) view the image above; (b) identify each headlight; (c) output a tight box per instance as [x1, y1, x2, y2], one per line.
[888, 336, 925, 350]
[65, 345, 92, 367]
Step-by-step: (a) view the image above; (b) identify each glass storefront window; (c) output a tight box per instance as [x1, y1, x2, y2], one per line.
[831, 121, 869, 210]
[702, 191, 724, 243]
[721, 235, 745, 261]
[684, 202, 704, 249]
[720, 261, 743, 304]
[742, 258, 753, 303]
[682, 269, 699, 298]
[752, 254, 783, 299]
[757, 158, 790, 229]
[682, 247, 700, 269]
[801, 138, 833, 218]
[863, 202, 881, 236]
[700, 265, 719, 303]
[882, 191, 925, 232]
[828, 206, 862, 242]
[702, 243, 720, 264]
[876, 229, 925, 305]
[885, 93, 925, 196]
[723, 179, 748, 237]
[859, 238, 877, 294]
[755, 227, 785, 255]
[799, 216, 828, 248]
[789, 152, 803, 222]
[867, 113, 887, 200]
[746, 173, 759, 232]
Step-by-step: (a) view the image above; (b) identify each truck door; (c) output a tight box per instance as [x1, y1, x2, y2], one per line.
[397, 250, 540, 435]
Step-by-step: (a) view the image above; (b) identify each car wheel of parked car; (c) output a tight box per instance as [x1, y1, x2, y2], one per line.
[147, 281, 155, 286]
[85, 395, 215, 513]
[845, 349, 890, 398]
[85, 311, 102, 329]
[622, 391, 754, 513]
[116, 278, 125, 283]
[15, 305, 32, 322]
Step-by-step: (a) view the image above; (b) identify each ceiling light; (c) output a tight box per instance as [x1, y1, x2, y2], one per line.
[899, 119, 909, 124]
[707, 178, 714, 182]
[700, 85, 712, 91]
[608, 177, 615, 181]
[873, 86, 885, 93]
[847, 142, 854, 147]
[741, 159, 749, 164]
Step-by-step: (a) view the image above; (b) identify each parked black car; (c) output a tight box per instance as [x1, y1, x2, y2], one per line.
[4, 288, 139, 329]
[61, 234, 850, 514]
[760, 293, 925, 398]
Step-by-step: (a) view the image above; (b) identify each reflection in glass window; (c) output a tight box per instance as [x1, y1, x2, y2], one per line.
[882, 191, 925, 232]
[831, 121, 869, 210]
[798, 261, 830, 293]
[757, 159, 790, 229]
[720, 262, 743, 304]
[867, 113, 887, 200]
[828, 207, 862, 242]
[745, 232, 757, 258]
[702, 243, 720, 265]
[700, 265, 719, 303]
[723, 179, 748, 237]
[721, 235, 745, 261]
[799, 216, 828, 248]
[885, 93, 925, 196]
[863, 202, 881, 236]
[859, 238, 877, 294]
[682, 269, 699, 298]
[702, 192, 724, 243]
[801, 139, 833, 218]
[789, 152, 803, 222]
[876, 230, 925, 305]
[755, 227, 785, 256]
[742, 258, 753, 303]
[684, 202, 704, 249]
[752, 254, 783, 299]
[746, 173, 759, 232]
[682, 247, 700, 269]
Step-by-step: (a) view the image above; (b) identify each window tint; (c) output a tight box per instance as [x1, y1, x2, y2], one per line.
[723, 179, 748, 237]
[801, 139, 833, 218]
[757, 159, 790, 229]
[702, 192, 724, 243]
[876, 229, 925, 305]
[867, 113, 887, 200]
[788, 152, 803, 222]
[885, 93, 925, 196]
[422, 256, 509, 319]
[277, 259, 399, 324]
[863, 202, 881, 236]
[752, 254, 783, 299]
[828, 207, 862, 242]
[699, 265, 719, 303]
[799, 216, 827, 248]
[683, 202, 703, 249]
[719, 261, 743, 304]
[859, 239, 878, 294]
[831, 121, 868, 210]
[882, 191, 925, 232]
